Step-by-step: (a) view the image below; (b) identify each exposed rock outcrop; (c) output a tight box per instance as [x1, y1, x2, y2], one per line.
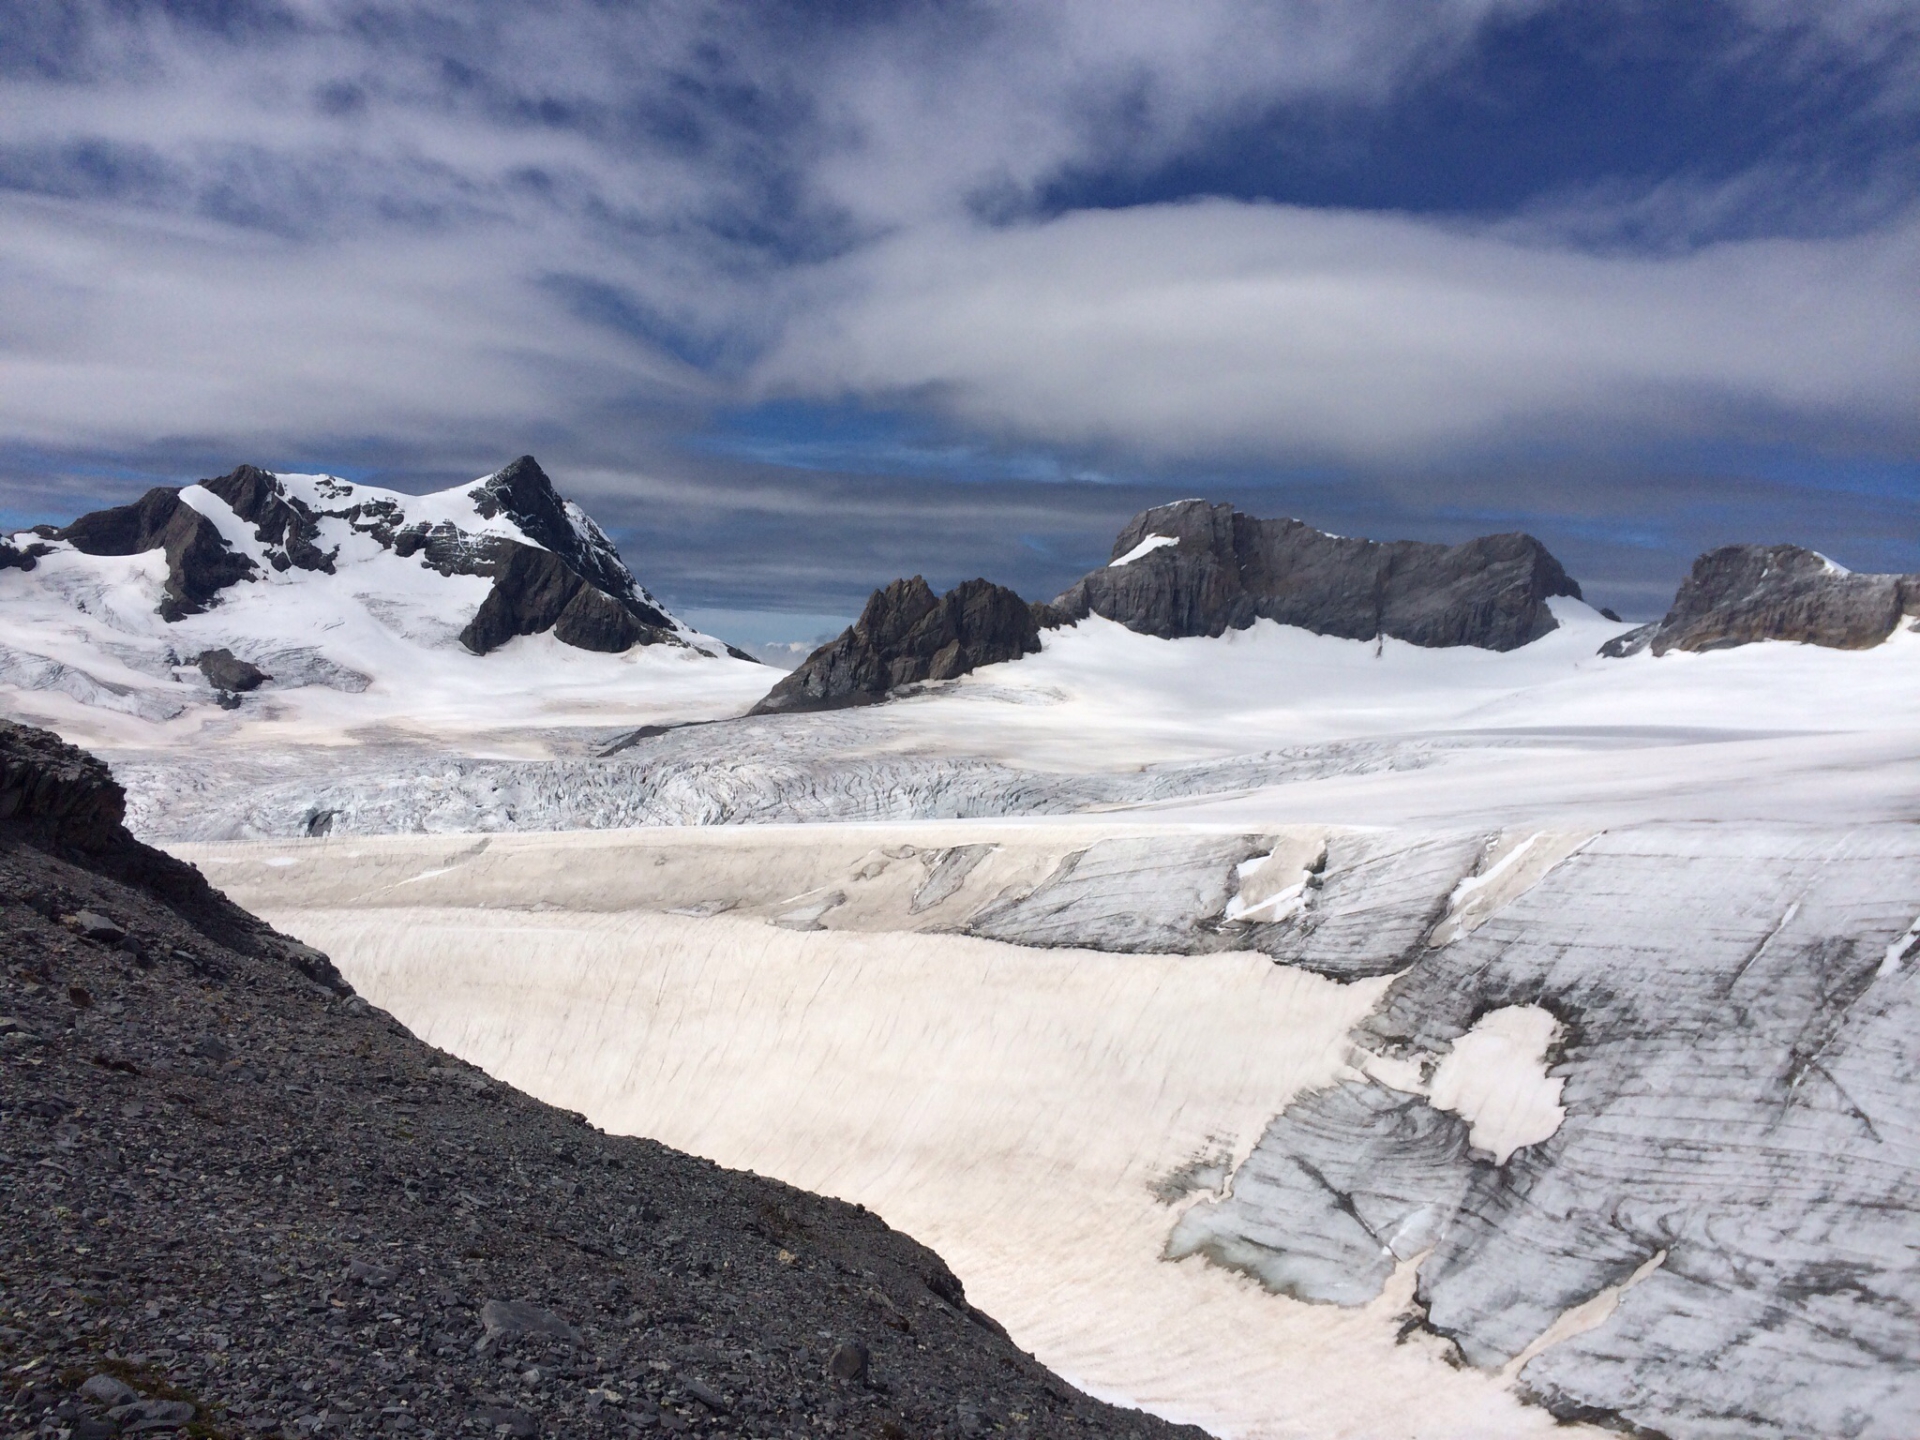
[0, 537, 46, 572]
[57, 485, 258, 621]
[202, 463, 337, 574]
[38, 456, 688, 655]
[193, 648, 270, 694]
[451, 456, 679, 654]
[1601, 543, 1920, 657]
[457, 541, 669, 655]
[0, 718, 130, 852]
[751, 577, 1041, 715]
[1046, 499, 1582, 651]
[0, 720, 341, 981]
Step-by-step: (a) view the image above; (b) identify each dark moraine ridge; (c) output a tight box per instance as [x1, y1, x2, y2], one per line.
[0, 719, 1204, 1440]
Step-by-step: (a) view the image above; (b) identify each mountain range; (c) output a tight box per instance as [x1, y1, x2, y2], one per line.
[6, 455, 1916, 739]
[761, 496, 1920, 714]
[5, 457, 1920, 1440]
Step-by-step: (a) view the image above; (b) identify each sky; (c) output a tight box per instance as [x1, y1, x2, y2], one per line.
[1, 0, 1917, 642]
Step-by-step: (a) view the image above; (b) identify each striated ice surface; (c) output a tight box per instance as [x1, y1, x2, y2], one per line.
[1182, 823, 1920, 1440]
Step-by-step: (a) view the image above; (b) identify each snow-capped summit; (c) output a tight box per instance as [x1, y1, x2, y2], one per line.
[0, 457, 769, 746]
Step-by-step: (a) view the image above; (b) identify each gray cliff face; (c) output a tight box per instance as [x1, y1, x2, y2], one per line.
[751, 577, 1041, 715]
[44, 457, 682, 655]
[1046, 499, 1583, 650]
[1603, 543, 1920, 657]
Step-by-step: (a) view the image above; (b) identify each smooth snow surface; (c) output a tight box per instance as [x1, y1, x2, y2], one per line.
[1427, 1006, 1566, 1165]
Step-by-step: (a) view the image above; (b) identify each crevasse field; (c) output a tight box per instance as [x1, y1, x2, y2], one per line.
[151, 600, 1920, 1440]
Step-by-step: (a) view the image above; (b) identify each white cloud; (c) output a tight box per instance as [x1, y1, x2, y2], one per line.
[0, 0, 1917, 467]
[755, 199, 1920, 462]
[0, 192, 716, 455]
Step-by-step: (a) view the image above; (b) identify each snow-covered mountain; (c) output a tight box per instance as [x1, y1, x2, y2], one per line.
[0, 456, 769, 747]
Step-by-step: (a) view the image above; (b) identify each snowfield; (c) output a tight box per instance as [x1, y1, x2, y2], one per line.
[116, 598, 1920, 839]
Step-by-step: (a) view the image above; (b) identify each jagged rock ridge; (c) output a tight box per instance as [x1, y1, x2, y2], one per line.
[1047, 499, 1583, 650]
[750, 577, 1040, 715]
[46, 456, 687, 655]
[1602, 543, 1920, 657]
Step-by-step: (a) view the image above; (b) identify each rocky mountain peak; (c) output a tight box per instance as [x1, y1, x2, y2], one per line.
[33, 457, 691, 656]
[1602, 543, 1920, 657]
[0, 458, 755, 735]
[1048, 503, 1582, 651]
[468, 456, 585, 573]
[1106, 498, 1239, 563]
[201, 464, 338, 575]
[751, 576, 1041, 715]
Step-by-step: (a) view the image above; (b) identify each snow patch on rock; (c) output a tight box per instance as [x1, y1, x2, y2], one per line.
[1109, 535, 1179, 567]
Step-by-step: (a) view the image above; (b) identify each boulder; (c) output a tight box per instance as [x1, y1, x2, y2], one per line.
[194, 648, 271, 693]
[478, 1298, 579, 1346]
[751, 577, 1041, 715]
[1601, 544, 1920, 657]
[1045, 500, 1581, 651]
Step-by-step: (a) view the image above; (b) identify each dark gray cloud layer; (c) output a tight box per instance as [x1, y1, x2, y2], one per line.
[1, 1, 1916, 634]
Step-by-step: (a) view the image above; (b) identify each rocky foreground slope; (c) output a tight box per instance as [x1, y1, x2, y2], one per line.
[0, 721, 1202, 1440]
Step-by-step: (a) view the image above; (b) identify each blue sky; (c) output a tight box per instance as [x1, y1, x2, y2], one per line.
[1, 1, 1916, 638]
